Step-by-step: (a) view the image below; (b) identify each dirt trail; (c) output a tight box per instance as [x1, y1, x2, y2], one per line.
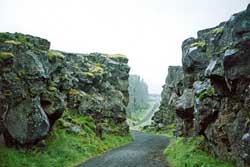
[133, 102, 159, 127]
[77, 131, 169, 167]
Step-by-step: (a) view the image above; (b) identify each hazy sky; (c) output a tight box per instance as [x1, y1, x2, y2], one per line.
[0, 0, 249, 94]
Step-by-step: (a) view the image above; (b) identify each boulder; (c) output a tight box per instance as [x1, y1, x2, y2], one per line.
[175, 89, 194, 119]
[3, 97, 50, 145]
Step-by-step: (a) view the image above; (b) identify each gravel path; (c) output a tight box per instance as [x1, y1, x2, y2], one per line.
[133, 102, 159, 127]
[76, 131, 169, 167]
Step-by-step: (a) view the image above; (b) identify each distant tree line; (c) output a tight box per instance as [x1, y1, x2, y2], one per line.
[127, 75, 149, 118]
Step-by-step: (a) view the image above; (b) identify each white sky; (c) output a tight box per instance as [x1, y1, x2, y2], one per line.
[0, 0, 249, 94]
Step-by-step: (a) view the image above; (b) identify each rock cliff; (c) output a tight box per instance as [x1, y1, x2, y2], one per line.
[151, 66, 184, 131]
[153, 5, 250, 167]
[0, 32, 130, 146]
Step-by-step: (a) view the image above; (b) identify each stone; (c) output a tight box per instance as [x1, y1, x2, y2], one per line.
[41, 91, 66, 126]
[175, 89, 195, 118]
[242, 133, 250, 142]
[0, 32, 131, 146]
[3, 97, 50, 145]
[151, 66, 184, 130]
[204, 59, 217, 77]
[152, 4, 250, 166]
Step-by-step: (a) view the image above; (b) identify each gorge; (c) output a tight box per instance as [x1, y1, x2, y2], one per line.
[1, 3, 250, 167]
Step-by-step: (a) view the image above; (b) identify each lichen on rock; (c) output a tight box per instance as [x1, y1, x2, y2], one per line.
[152, 4, 250, 167]
[0, 32, 130, 146]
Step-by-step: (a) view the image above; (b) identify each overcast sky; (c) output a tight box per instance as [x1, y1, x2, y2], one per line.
[0, 0, 249, 94]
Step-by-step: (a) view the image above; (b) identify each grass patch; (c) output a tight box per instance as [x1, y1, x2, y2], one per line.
[165, 137, 235, 167]
[0, 111, 133, 167]
[130, 108, 149, 122]
[143, 124, 234, 167]
[142, 123, 176, 137]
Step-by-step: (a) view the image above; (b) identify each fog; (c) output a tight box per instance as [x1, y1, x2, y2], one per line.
[0, 0, 249, 93]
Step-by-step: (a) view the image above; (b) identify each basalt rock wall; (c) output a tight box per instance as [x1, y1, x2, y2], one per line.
[0, 32, 130, 146]
[151, 66, 184, 131]
[153, 5, 250, 166]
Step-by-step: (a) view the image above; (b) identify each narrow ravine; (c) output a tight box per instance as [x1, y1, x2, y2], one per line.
[77, 131, 169, 167]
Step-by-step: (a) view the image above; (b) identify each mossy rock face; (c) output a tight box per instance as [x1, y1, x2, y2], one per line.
[3, 90, 12, 97]
[48, 86, 57, 92]
[0, 32, 50, 50]
[3, 97, 50, 145]
[4, 40, 21, 45]
[90, 66, 104, 74]
[198, 87, 215, 101]
[212, 26, 224, 35]
[107, 54, 128, 63]
[151, 66, 184, 131]
[84, 72, 94, 77]
[107, 54, 127, 58]
[194, 81, 215, 101]
[0, 52, 15, 61]
[48, 50, 65, 59]
[190, 41, 206, 49]
[41, 90, 65, 126]
[0, 32, 130, 147]
[156, 5, 250, 167]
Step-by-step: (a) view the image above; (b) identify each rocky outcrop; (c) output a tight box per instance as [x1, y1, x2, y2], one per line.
[151, 66, 184, 130]
[153, 5, 250, 167]
[0, 32, 130, 146]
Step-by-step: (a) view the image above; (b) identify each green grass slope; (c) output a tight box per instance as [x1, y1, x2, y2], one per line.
[143, 124, 235, 167]
[165, 137, 235, 167]
[0, 110, 133, 167]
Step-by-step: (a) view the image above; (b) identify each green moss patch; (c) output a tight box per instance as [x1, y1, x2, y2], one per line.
[198, 87, 215, 101]
[17, 70, 26, 78]
[3, 90, 12, 96]
[48, 86, 57, 92]
[83, 72, 94, 77]
[107, 54, 127, 58]
[0, 52, 15, 61]
[48, 51, 65, 59]
[68, 89, 80, 96]
[14, 34, 34, 48]
[4, 40, 22, 45]
[190, 41, 206, 49]
[90, 66, 104, 74]
[212, 27, 224, 35]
